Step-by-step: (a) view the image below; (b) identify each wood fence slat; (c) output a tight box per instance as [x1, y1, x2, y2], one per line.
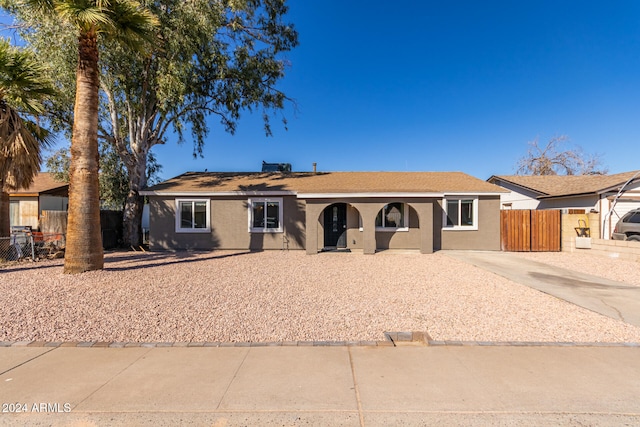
[501, 209, 560, 252]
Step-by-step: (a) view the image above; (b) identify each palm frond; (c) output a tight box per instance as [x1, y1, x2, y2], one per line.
[105, 0, 159, 49]
[10, 0, 57, 14]
[54, 2, 116, 32]
[0, 101, 43, 190]
[0, 38, 56, 115]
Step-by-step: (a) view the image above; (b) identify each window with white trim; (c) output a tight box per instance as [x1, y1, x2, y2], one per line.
[375, 203, 408, 231]
[443, 198, 478, 230]
[249, 198, 283, 233]
[176, 199, 210, 232]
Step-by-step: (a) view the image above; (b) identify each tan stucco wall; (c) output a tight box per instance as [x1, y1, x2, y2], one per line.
[305, 198, 434, 254]
[149, 195, 500, 253]
[437, 196, 501, 251]
[315, 203, 421, 251]
[149, 196, 305, 251]
[375, 207, 421, 250]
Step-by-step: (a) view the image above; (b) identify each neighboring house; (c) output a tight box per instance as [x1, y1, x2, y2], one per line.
[9, 172, 69, 230]
[140, 171, 506, 254]
[488, 171, 640, 239]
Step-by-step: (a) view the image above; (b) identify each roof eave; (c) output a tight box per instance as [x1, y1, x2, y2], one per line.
[537, 191, 597, 200]
[140, 190, 504, 198]
[487, 176, 549, 197]
[138, 190, 297, 197]
[596, 176, 640, 195]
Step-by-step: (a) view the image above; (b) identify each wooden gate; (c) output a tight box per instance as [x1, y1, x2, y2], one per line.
[500, 209, 561, 252]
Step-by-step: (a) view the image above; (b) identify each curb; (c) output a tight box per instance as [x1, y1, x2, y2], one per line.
[2, 338, 639, 348]
[0, 340, 395, 348]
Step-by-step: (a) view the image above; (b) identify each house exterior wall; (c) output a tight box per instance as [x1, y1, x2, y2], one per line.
[490, 180, 540, 210]
[40, 195, 68, 212]
[304, 197, 434, 254]
[437, 196, 501, 251]
[148, 195, 305, 251]
[10, 197, 39, 229]
[148, 194, 499, 253]
[375, 206, 421, 250]
[9, 195, 68, 230]
[537, 195, 598, 210]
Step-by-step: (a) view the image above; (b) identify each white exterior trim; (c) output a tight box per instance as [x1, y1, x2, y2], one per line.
[175, 199, 211, 233]
[142, 191, 503, 199]
[140, 190, 296, 197]
[248, 197, 284, 233]
[442, 197, 479, 231]
[375, 202, 409, 232]
[297, 192, 446, 199]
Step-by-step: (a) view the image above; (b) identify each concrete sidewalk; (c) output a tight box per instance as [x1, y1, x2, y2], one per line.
[443, 250, 640, 327]
[1, 345, 639, 426]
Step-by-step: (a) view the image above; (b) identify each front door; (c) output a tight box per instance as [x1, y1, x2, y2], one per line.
[324, 204, 347, 248]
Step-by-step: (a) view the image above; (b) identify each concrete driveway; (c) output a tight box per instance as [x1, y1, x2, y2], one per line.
[443, 250, 640, 327]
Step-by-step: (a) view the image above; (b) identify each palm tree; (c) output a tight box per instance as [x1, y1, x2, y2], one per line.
[0, 38, 54, 239]
[19, 0, 158, 273]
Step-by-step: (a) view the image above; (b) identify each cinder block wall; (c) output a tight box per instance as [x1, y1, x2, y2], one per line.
[562, 212, 640, 261]
[589, 239, 640, 262]
[561, 213, 600, 251]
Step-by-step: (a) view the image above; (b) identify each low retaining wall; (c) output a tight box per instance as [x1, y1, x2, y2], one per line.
[561, 212, 640, 261]
[565, 237, 640, 262]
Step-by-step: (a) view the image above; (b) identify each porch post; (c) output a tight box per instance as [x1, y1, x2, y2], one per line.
[351, 202, 384, 255]
[415, 201, 434, 254]
[305, 202, 324, 254]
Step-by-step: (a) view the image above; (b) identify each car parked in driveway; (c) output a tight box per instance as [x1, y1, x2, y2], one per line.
[612, 208, 640, 242]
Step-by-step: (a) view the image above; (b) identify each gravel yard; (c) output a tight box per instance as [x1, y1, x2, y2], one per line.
[1, 250, 640, 343]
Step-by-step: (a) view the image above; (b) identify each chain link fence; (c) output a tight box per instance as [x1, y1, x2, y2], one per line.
[0, 232, 66, 265]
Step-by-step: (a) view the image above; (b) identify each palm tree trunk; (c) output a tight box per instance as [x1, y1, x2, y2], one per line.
[63, 29, 104, 274]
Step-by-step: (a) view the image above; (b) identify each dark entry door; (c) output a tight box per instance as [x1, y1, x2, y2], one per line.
[324, 204, 347, 248]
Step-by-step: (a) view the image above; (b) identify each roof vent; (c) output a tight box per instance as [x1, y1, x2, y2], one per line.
[262, 161, 291, 173]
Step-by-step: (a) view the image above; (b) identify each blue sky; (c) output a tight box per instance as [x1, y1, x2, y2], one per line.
[8, 2, 640, 180]
[154, 1, 640, 180]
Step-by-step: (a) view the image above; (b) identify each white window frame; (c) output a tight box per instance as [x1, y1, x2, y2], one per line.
[175, 199, 211, 233]
[443, 197, 478, 230]
[375, 203, 409, 232]
[248, 197, 283, 233]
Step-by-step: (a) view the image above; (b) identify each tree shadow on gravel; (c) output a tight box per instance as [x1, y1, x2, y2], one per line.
[103, 250, 254, 272]
[0, 262, 62, 273]
[2, 251, 255, 274]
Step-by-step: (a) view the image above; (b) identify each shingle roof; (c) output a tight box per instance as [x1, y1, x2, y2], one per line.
[9, 172, 68, 196]
[142, 171, 505, 195]
[489, 171, 640, 198]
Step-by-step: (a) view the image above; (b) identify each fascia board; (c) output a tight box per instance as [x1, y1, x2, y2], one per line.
[297, 192, 445, 199]
[138, 190, 297, 197]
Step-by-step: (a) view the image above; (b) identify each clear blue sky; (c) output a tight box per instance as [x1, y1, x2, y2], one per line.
[155, 1, 640, 180]
[10, 2, 640, 180]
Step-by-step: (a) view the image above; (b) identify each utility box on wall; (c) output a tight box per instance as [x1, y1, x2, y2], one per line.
[575, 236, 592, 249]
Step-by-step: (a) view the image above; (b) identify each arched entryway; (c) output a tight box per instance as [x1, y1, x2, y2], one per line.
[323, 203, 347, 248]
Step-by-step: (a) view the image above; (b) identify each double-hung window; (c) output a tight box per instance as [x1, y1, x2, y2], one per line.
[176, 199, 210, 232]
[444, 198, 478, 230]
[375, 203, 408, 231]
[249, 198, 283, 233]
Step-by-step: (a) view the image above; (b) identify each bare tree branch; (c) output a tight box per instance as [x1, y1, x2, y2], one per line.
[516, 136, 608, 175]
